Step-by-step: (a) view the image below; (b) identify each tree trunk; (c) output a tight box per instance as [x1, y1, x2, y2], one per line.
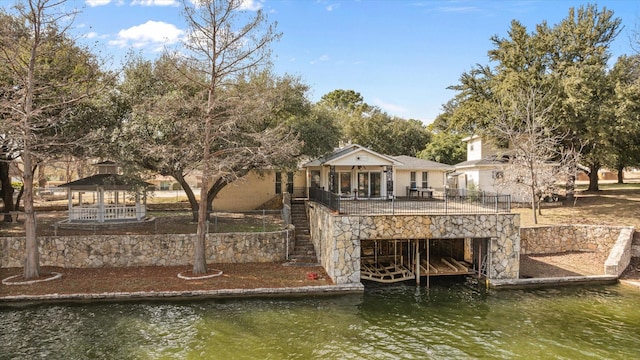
[616, 163, 624, 184]
[587, 163, 600, 192]
[0, 161, 15, 222]
[206, 177, 235, 221]
[193, 179, 208, 275]
[193, 107, 213, 275]
[173, 172, 199, 222]
[15, 186, 24, 210]
[23, 155, 40, 279]
[530, 185, 538, 225]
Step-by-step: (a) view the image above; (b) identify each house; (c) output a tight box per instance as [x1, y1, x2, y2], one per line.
[451, 135, 527, 201]
[301, 144, 454, 199]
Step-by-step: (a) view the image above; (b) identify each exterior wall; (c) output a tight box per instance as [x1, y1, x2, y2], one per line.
[307, 203, 520, 284]
[394, 170, 446, 195]
[520, 225, 635, 276]
[1, 228, 295, 268]
[214, 171, 277, 211]
[466, 137, 484, 161]
[292, 170, 307, 197]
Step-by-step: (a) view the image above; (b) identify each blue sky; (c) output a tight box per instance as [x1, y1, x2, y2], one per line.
[67, 0, 640, 123]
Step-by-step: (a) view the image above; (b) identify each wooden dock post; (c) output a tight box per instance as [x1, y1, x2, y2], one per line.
[415, 239, 420, 285]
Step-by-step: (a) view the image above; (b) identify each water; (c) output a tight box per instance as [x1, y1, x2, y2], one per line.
[2, 280, 640, 359]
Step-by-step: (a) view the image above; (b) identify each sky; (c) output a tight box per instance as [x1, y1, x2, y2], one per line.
[54, 1, 640, 123]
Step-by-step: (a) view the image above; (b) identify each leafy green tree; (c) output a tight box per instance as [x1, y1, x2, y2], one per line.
[546, 5, 621, 191]
[113, 0, 298, 275]
[317, 89, 430, 156]
[417, 132, 466, 165]
[606, 55, 640, 183]
[291, 105, 341, 158]
[319, 89, 368, 114]
[445, 4, 622, 193]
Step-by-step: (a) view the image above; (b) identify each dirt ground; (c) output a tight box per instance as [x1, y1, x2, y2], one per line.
[0, 263, 333, 298]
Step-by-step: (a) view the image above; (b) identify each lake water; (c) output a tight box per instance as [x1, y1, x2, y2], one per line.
[2, 279, 640, 359]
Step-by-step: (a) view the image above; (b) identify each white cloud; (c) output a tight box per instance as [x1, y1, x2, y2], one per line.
[310, 54, 329, 65]
[131, 0, 180, 6]
[109, 20, 184, 49]
[326, 3, 340, 12]
[239, 0, 264, 11]
[85, 31, 98, 39]
[373, 98, 408, 114]
[85, 0, 112, 6]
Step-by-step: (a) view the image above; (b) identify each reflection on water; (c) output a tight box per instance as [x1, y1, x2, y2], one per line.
[2, 279, 640, 359]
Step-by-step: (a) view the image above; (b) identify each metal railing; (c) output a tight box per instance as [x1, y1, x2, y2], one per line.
[309, 187, 341, 212]
[309, 187, 511, 215]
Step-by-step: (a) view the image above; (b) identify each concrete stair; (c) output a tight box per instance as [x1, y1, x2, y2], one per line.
[285, 200, 319, 266]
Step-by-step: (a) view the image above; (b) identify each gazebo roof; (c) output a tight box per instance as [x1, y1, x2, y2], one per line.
[58, 174, 151, 191]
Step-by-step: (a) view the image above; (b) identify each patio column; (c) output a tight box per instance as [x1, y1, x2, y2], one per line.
[329, 166, 336, 193]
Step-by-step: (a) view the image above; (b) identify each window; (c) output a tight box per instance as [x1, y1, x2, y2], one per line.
[410, 172, 416, 189]
[492, 170, 504, 179]
[286, 172, 294, 193]
[275, 172, 282, 194]
[421, 172, 428, 188]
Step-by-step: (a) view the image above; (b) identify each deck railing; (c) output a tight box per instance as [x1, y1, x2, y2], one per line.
[308, 187, 511, 215]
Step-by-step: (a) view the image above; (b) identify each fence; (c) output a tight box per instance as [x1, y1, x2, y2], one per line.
[3, 209, 287, 237]
[309, 187, 511, 215]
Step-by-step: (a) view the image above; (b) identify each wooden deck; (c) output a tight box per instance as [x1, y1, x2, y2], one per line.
[361, 256, 473, 283]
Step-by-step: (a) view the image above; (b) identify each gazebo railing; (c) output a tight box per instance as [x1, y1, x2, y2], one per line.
[70, 204, 146, 221]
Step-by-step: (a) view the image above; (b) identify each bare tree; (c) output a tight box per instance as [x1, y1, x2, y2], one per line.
[177, 0, 298, 275]
[493, 86, 580, 224]
[0, 0, 110, 279]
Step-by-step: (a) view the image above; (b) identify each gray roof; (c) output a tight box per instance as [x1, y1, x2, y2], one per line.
[303, 144, 399, 167]
[58, 174, 151, 190]
[391, 155, 454, 171]
[454, 156, 507, 169]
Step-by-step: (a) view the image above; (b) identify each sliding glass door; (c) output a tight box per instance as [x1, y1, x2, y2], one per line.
[357, 172, 382, 198]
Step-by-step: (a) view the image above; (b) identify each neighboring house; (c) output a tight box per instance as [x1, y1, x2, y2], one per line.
[452, 135, 528, 202]
[302, 144, 454, 199]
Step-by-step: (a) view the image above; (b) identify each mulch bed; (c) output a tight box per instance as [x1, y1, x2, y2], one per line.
[0, 263, 332, 298]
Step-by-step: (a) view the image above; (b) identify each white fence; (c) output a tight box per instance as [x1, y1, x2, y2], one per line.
[69, 205, 146, 222]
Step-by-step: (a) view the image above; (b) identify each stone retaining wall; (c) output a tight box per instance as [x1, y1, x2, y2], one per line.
[520, 225, 635, 277]
[633, 231, 640, 257]
[1, 227, 295, 268]
[307, 203, 520, 284]
[520, 225, 625, 254]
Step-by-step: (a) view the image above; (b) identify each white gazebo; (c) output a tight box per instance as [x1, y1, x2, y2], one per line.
[57, 161, 150, 223]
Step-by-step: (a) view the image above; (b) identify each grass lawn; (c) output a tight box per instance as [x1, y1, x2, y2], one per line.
[514, 181, 640, 228]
